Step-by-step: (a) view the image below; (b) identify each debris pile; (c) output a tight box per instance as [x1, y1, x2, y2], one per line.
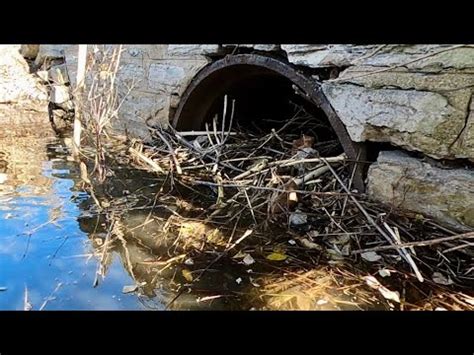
[103, 98, 473, 310]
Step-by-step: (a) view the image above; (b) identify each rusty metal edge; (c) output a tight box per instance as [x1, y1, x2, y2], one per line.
[172, 54, 366, 192]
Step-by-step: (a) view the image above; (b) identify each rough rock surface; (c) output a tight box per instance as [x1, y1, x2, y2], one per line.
[322, 81, 472, 160]
[34, 45, 65, 67]
[167, 45, 221, 56]
[223, 44, 281, 52]
[282, 45, 474, 70]
[48, 64, 69, 85]
[367, 150, 474, 232]
[20, 45, 39, 59]
[0, 45, 48, 126]
[303, 45, 474, 161]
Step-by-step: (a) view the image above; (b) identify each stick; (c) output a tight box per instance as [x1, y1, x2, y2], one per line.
[138, 254, 187, 266]
[176, 131, 238, 137]
[222, 98, 236, 145]
[443, 242, 474, 254]
[39, 282, 63, 311]
[352, 232, 474, 254]
[93, 219, 115, 287]
[129, 147, 165, 174]
[321, 158, 424, 282]
[190, 179, 354, 196]
[24, 284, 32, 311]
[383, 222, 424, 282]
[171, 129, 245, 173]
[293, 165, 329, 186]
[233, 154, 345, 181]
[72, 44, 88, 160]
[221, 94, 227, 142]
[154, 129, 182, 174]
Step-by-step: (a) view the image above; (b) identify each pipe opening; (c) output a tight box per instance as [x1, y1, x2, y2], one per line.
[173, 55, 366, 191]
[203, 72, 343, 157]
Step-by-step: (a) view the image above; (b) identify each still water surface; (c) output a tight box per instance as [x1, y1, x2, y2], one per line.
[0, 136, 152, 309]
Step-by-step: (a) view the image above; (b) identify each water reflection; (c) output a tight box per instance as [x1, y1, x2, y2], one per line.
[0, 135, 150, 310]
[0, 134, 257, 310]
[3, 133, 451, 310]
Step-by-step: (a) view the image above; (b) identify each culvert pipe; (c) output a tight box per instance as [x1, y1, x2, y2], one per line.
[172, 54, 367, 192]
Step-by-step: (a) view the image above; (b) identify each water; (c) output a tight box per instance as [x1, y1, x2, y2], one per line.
[0, 136, 150, 310]
[0, 134, 262, 310]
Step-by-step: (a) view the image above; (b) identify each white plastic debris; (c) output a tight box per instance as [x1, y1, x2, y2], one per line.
[235, 277, 242, 285]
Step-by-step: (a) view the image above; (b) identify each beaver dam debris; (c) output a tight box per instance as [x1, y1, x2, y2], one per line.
[75, 96, 473, 311]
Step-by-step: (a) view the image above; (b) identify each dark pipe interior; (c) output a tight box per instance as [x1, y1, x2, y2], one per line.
[189, 70, 343, 155]
[173, 55, 367, 191]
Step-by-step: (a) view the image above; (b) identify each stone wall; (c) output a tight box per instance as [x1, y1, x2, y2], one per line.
[43, 45, 213, 140]
[31, 44, 474, 231]
[367, 150, 474, 231]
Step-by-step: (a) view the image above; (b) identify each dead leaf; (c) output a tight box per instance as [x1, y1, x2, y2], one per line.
[182, 269, 194, 282]
[122, 285, 138, 294]
[266, 252, 288, 261]
[432, 272, 453, 285]
[364, 275, 380, 289]
[232, 250, 247, 259]
[297, 237, 322, 251]
[379, 287, 400, 303]
[242, 254, 255, 265]
[364, 275, 400, 303]
[361, 251, 382, 262]
[307, 230, 320, 239]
